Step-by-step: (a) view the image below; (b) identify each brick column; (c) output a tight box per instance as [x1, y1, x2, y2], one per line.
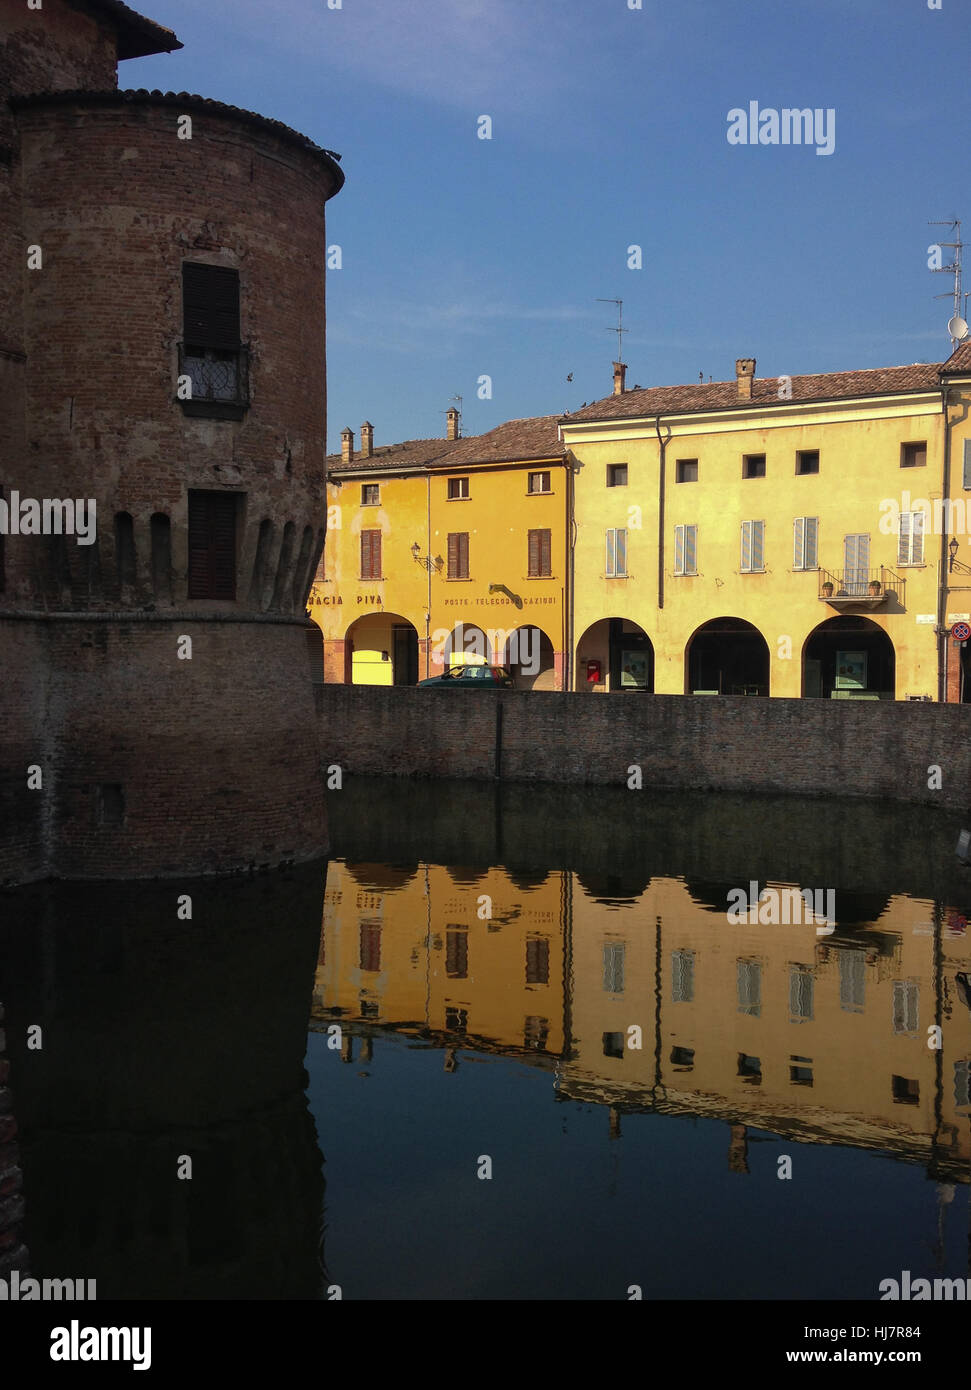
[323, 639, 347, 684]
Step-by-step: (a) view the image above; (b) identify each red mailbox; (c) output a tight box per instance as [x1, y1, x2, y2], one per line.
[586, 659, 602, 684]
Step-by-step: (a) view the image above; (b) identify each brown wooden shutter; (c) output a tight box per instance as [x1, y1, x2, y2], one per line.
[448, 533, 468, 579]
[529, 529, 550, 577]
[187, 491, 237, 599]
[183, 263, 241, 349]
[361, 529, 381, 578]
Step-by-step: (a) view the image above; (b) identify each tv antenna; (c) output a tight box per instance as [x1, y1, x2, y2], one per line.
[596, 298, 627, 360]
[929, 219, 968, 346]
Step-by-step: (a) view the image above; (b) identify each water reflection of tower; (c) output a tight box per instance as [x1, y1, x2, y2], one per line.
[0, 1003, 28, 1279]
[1, 867, 327, 1298]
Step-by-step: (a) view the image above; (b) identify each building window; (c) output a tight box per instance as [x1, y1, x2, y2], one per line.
[605, 527, 627, 578]
[359, 921, 381, 972]
[891, 1075, 919, 1105]
[843, 533, 870, 593]
[892, 979, 919, 1035]
[670, 1046, 694, 1068]
[788, 964, 814, 1022]
[603, 1032, 625, 1060]
[737, 1053, 762, 1084]
[527, 471, 551, 494]
[796, 450, 819, 475]
[524, 1016, 550, 1051]
[607, 463, 628, 487]
[897, 510, 925, 566]
[526, 937, 550, 985]
[447, 477, 469, 500]
[839, 950, 865, 1012]
[674, 523, 697, 576]
[528, 528, 552, 577]
[793, 516, 818, 570]
[963, 440, 971, 490]
[446, 927, 468, 979]
[676, 458, 698, 483]
[447, 532, 469, 579]
[789, 1055, 813, 1086]
[361, 483, 379, 506]
[603, 942, 625, 994]
[180, 262, 248, 418]
[740, 519, 765, 572]
[360, 528, 382, 580]
[737, 959, 762, 1017]
[187, 489, 238, 599]
[743, 454, 766, 478]
[445, 1006, 468, 1035]
[671, 949, 694, 1002]
[955, 1059, 970, 1110]
[901, 441, 926, 468]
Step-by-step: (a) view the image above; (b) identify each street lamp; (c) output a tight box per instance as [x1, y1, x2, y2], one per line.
[950, 537, 959, 571]
[411, 542, 442, 572]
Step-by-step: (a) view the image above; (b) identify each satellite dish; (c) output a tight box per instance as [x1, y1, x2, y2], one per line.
[947, 315, 969, 341]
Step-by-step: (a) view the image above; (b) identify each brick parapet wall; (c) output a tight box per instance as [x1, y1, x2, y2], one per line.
[317, 687, 971, 813]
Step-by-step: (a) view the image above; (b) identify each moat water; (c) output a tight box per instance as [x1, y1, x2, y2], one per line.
[1, 780, 970, 1300]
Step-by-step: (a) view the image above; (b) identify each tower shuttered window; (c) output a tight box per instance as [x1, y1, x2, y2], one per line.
[187, 490, 238, 599]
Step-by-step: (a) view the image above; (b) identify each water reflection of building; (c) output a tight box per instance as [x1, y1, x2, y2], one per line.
[316, 859, 971, 1181]
[314, 861, 568, 1063]
[565, 881, 970, 1181]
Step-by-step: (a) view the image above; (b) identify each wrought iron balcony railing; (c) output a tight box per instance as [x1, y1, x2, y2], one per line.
[818, 566, 903, 608]
[177, 343, 250, 420]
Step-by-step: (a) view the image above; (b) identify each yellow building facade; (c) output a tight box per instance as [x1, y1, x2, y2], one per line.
[563, 350, 971, 700]
[311, 857, 971, 1179]
[309, 412, 569, 688]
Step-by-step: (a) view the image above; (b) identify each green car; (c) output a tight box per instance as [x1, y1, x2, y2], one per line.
[418, 664, 515, 688]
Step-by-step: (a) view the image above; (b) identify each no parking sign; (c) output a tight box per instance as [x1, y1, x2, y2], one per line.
[952, 621, 971, 644]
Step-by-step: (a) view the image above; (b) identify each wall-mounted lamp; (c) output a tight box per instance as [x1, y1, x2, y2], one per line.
[411, 543, 442, 572]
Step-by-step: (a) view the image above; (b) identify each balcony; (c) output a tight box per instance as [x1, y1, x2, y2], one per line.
[818, 566, 903, 610]
[177, 343, 250, 421]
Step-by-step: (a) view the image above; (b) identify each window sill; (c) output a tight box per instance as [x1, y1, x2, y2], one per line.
[358, 576, 385, 582]
[446, 496, 471, 502]
[446, 576, 472, 582]
[526, 574, 554, 580]
[179, 400, 247, 422]
[525, 492, 554, 497]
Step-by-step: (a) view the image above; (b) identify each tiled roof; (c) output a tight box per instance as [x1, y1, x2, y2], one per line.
[75, 0, 183, 59]
[10, 89, 344, 188]
[327, 438, 466, 475]
[942, 341, 971, 374]
[561, 363, 944, 425]
[437, 414, 565, 466]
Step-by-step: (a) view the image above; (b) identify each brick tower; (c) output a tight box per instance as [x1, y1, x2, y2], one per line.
[0, 0, 343, 882]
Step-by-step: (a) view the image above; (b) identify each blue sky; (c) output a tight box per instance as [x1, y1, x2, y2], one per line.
[128, 0, 971, 454]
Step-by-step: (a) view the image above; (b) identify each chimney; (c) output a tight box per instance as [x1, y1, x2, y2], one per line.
[360, 421, 374, 458]
[341, 426, 354, 463]
[446, 406, 460, 441]
[612, 361, 627, 396]
[735, 358, 755, 402]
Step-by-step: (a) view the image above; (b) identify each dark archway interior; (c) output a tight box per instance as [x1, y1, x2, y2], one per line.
[803, 616, 895, 699]
[687, 618, 769, 695]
